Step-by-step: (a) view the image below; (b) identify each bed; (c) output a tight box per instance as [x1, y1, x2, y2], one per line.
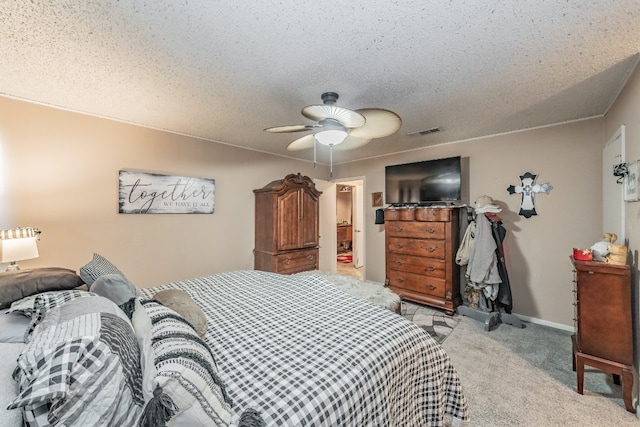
[1, 263, 468, 426]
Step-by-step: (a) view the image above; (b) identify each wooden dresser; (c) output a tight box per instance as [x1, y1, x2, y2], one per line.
[384, 207, 461, 315]
[253, 173, 322, 274]
[571, 257, 634, 412]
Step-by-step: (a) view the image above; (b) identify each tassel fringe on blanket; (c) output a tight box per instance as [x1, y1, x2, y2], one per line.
[238, 408, 266, 427]
[138, 386, 178, 427]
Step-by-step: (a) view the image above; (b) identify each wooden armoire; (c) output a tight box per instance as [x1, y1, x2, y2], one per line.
[253, 173, 322, 274]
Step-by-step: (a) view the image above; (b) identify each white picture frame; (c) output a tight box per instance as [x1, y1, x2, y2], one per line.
[624, 160, 638, 202]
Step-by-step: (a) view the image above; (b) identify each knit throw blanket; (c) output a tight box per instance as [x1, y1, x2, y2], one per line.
[293, 271, 401, 312]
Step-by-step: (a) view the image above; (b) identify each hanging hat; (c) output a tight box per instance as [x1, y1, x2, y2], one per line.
[474, 195, 502, 213]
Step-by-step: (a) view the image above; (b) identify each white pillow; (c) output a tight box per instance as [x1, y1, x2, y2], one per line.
[0, 343, 26, 425]
[0, 309, 30, 343]
[131, 298, 157, 403]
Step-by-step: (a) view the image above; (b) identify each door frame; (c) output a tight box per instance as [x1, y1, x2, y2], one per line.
[329, 176, 366, 274]
[314, 179, 337, 273]
[351, 183, 365, 268]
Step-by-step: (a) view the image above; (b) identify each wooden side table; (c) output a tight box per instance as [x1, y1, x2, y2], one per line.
[571, 258, 634, 413]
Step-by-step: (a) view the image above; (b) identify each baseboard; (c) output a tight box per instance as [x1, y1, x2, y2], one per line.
[512, 313, 575, 332]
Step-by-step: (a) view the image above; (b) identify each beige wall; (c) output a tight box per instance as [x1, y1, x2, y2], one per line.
[3, 74, 637, 330]
[0, 96, 325, 287]
[334, 118, 605, 328]
[336, 189, 352, 224]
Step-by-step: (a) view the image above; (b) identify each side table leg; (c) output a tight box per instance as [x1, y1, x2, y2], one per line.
[576, 355, 584, 395]
[571, 336, 576, 372]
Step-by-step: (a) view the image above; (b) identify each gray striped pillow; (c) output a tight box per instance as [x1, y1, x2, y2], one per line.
[79, 253, 126, 286]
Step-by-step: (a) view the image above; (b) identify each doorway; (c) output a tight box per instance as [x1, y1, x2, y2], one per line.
[315, 177, 366, 279]
[334, 179, 364, 279]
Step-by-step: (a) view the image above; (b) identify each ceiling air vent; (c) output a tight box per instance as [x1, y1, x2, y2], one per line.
[407, 127, 441, 136]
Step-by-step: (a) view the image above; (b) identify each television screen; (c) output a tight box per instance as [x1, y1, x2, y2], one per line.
[385, 156, 461, 205]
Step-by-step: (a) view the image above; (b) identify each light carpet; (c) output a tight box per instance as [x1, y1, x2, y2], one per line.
[443, 316, 638, 426]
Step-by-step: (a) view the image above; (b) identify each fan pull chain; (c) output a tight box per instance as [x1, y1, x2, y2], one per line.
[330, 145, 333, 178]
[313, 139, 317, 168]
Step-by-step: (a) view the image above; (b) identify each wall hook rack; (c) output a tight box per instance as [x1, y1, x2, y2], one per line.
[613, 162, 628, 184]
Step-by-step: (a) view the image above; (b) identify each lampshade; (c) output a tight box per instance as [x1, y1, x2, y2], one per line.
[0, 227, 40, 271]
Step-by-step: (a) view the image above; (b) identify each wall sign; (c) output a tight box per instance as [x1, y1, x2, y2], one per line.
[118, 170, 215, 214]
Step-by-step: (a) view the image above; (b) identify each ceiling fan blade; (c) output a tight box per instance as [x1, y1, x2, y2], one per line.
[332, 135, 372, 151]
[287, 134, 316, 151]
[348, 109, 402, 139]
[264, 124, 319, 133]
[301, 105, 366, 128]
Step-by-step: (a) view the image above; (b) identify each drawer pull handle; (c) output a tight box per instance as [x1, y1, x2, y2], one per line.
[427, 247, 436, 252]
[426, 228, 436, 233]
[587, 271, 594, 275]
[427, 285, 437, 291]
[395, 261, 403, 266]
[394, 226, 403, 232]
[395, 244, 404, 249]
[397, 278, 404, 283]
[283, 259, 291, 265]
[425, 266, 435, 272]
[307, 255, 314, 260]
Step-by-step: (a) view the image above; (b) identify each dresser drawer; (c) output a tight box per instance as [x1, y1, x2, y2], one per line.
[276, 249, 318, 273]
[388, 237, 445, 258]
[386, 221, 445, 239]
[415, 208, 451, 222]
[387, 270, 446, 298]
[384, 208, 415, 221]
[387, 253, 446, 278]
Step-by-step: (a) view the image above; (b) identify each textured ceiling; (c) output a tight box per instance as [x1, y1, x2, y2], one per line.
[1, 1, 639, 165]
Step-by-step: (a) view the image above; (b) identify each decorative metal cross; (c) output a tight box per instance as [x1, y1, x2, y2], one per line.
[507, 172, 552, 218]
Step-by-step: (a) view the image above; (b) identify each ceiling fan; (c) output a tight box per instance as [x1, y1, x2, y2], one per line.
[264, 92, 402, 174]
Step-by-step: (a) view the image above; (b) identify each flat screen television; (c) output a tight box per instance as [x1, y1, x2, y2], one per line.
[385, 156, 462, 205]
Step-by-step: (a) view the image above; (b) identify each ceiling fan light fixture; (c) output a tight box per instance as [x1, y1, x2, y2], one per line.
[268, 92, 401, 173]
[315, 129, 348, 146]
[314, 119, 348, 146]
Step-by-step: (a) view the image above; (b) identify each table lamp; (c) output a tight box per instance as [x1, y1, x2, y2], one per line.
[0, 227, 40, 272]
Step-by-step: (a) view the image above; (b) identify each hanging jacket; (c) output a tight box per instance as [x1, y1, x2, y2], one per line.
[456, 220, 476, 266]
[488, 217, 513, 313]
[466, 214, 501, 300]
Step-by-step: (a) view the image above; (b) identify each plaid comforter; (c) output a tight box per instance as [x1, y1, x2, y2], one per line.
[142, 270, 468, 426]
[9, 293, 143, 427]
